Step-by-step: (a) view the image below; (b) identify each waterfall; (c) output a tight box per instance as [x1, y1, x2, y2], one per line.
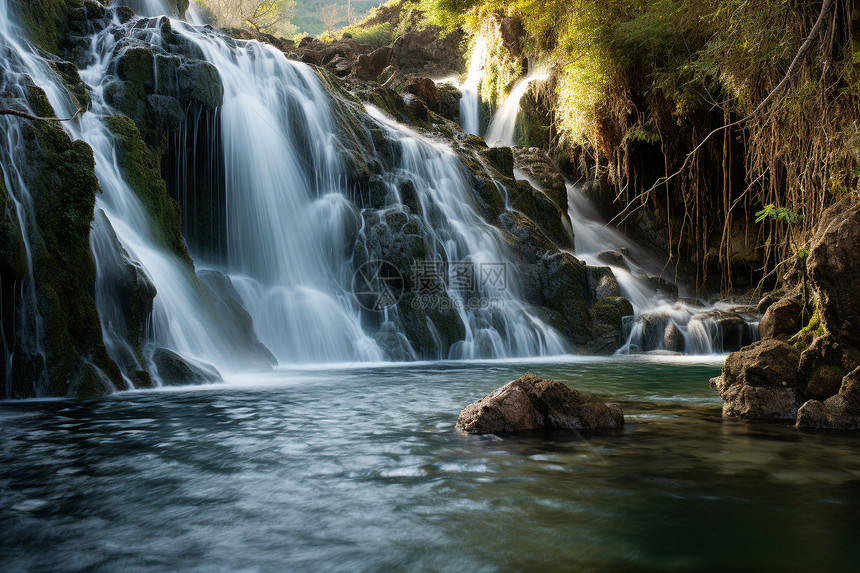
[485, 71, 549, 147]
[458, 36, 487, 136]
[1, 0, 756, 400]
[170, 23, 567, 361]
[562, 181, 759, 355]
[365, 106, 568, 359]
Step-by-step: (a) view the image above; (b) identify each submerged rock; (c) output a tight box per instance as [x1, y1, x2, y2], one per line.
[711, 339, 801, 419]
[152, 348, 222, 386]
[456, 373, 624, 434]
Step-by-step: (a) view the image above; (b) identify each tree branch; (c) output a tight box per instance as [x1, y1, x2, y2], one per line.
[0, 107, 83, 122]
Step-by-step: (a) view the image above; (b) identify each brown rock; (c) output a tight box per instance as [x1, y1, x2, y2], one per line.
[799, 334, 855, 400]
[664, 321, 685, 353]
[391, 27, 464, 77]
[405, 77, 440, 111]
[796, 366, 860, 430]
[759, 296, 802, 340]
[456, 373, 624, 434]
[354, 46, 393, 81]
[712, 339, 801, 419]
[809, 200, 860, 349]
[499, 17, 525, 58]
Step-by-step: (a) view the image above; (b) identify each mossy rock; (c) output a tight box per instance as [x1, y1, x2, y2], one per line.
[5, 84, 125, 398]
[12, 0, 84, 55]
[105, 114, 194, 268]
[481, 146, 514, 179]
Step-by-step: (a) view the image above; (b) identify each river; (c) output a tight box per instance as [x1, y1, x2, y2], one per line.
[2, 357, 859, 571]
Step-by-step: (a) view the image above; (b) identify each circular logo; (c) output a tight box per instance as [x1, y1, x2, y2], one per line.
[351, 260, 405, 311]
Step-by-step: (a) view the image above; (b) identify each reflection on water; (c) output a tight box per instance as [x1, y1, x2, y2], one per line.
[2, 357, 860, 571]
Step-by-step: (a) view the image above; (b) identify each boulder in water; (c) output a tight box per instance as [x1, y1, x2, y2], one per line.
[456, 373, 624, 434]
[797, 334, 860, 401]
[152, 348, 222, 386]
[691, 309, 754, 352]
[710, 339, 801, 419]
[597, 250, 629, 271]
[664, 321, 686, 353]
[591, 297, 635, 355]
[588, 266, 622, 300]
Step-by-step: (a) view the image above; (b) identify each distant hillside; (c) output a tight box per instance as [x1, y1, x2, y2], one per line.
[293, 1, 385, 36]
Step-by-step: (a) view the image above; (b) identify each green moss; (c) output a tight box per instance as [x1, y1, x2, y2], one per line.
[481, 146, 514, 179]
[105, 115, 194, 268]
[593, 297, 634, 324]
[12, 0, 83, 55]
[17, 107, 124, 397]
[343, 22, 394, 48]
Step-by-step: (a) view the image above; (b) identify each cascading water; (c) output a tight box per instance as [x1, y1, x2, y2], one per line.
[563, 181, 759, 354]
[479, 61, 759, 355]
[1, 0, 757, 401]
[365, 106, 568, 359]
[120, 0, 177, 17]
[0, 1, 276, 393]
[485, 71, 549, 147]
[458, 36, 487, 136]
[170, 22, 567, 362]
[171, 27, 384, 363]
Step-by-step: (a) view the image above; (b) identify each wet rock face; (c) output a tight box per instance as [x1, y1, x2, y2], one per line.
[798, 334, 858, 401]
[809, 201, 860, 349]
[456, 373, 624, 434]
[499, 17, 525, 58]
[591, 297, 635, 355]
[711, 339, 801, 419]
[0, 85, 125, 399]
[691, 309, 756, 353]
[436, 82, 462, 124]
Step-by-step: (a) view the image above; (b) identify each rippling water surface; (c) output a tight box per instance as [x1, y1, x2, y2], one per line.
[2, 357, 860, 571]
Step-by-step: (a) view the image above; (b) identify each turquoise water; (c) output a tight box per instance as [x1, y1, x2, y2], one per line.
[2, 357, 859, 571]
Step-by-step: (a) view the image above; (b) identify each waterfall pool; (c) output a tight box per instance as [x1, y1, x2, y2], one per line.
[2, 356, 859, 571]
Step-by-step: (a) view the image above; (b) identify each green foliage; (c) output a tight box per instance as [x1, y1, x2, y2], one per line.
[755, 204, 804, 225]
[342, 21, 393, 47]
